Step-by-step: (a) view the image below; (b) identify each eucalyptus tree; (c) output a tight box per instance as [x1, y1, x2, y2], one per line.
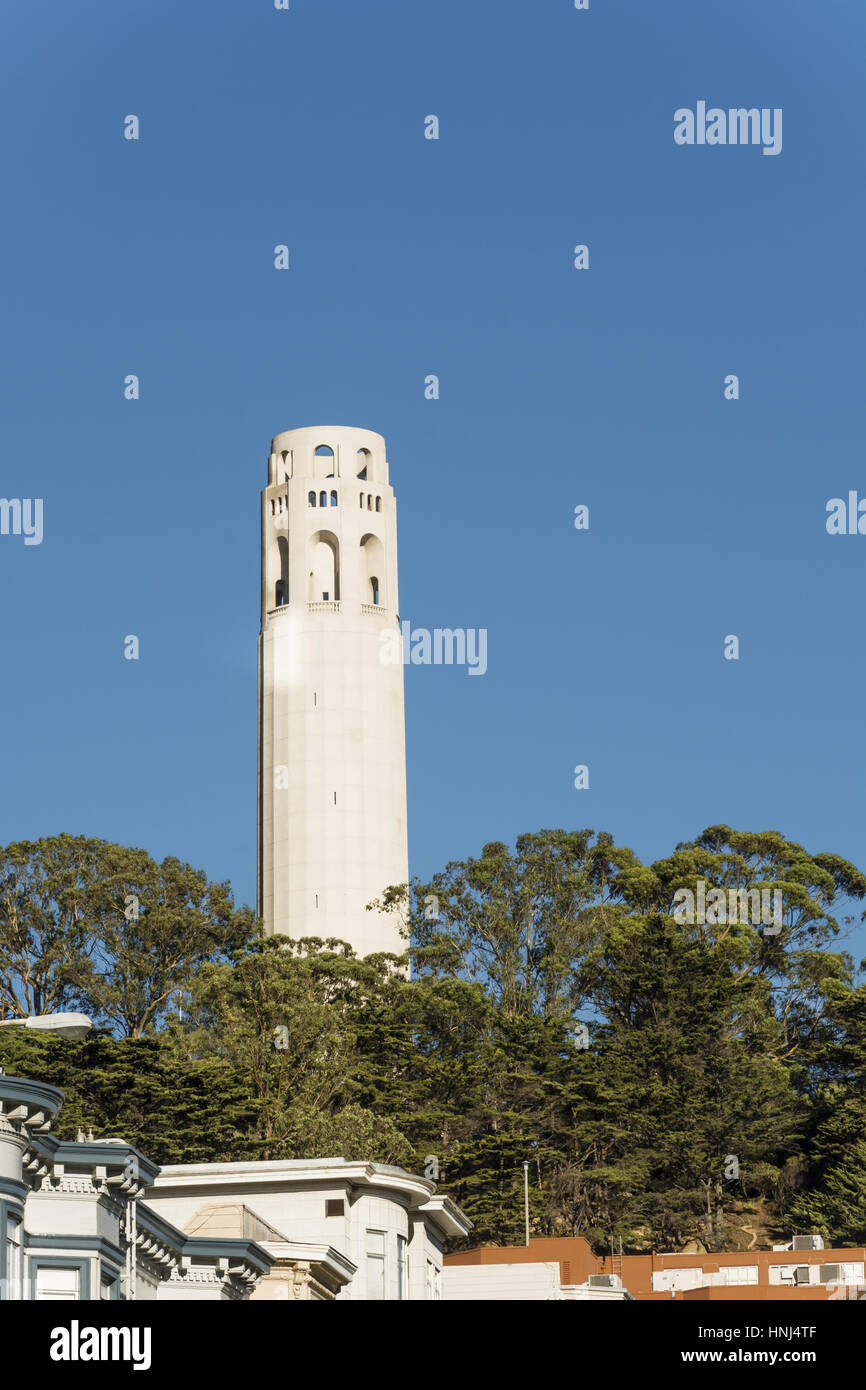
[0, 835, 255, 1036]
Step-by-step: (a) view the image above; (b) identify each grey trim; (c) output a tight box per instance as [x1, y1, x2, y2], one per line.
[100, 1268, 122, 1302]
[1, 1200, 11, 1284]
[181, 1236, 273, 1275]
[0, 1202, 23, 1298]
[25, 1234, 123, 1262]
[136, 1199, 190, 1252]
[136, 1201, 274, 1276]
[27, 1133, 60, 1163]
[0, 1075, 64, 1116]
[52, 1142, 160, 1185]
[26, 1254, 91, 1301]
[0, 1177, 26, 1204]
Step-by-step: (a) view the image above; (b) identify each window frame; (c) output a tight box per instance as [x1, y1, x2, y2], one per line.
[29, 1257, 90, 1301]
[396, 1234, 408, 1300]
[5, 1212, 23, 1301]
[366, 1230, 387, 1301]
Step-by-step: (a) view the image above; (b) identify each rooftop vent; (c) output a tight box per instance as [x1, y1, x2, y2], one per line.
[792, 1234, 824, 1251]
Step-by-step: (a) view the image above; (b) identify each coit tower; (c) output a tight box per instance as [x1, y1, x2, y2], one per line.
[257, 425, 408, 957]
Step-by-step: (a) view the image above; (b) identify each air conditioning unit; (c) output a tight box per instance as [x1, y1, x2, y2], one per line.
[587, 1274, 621, 1289]
[819, 1264, 842, 1284]
[792, 1234, 824, 1251]
[793, 1267, 811, 1286]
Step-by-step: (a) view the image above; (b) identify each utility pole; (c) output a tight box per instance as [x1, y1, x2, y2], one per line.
[523, 1161, 530, 1246]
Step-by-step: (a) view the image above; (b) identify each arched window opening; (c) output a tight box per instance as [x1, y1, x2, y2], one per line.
[330, 490, 338, 506]
[315, 445, 336, 479]
[275, 536, 289, 607]
[359, 494, 364, 508]
[319, 491, 327, 507]
[356, 447, 371, 480]
[308, 532, 340, 603]
[360, 534, 384, 609]
[375, 497, 381, 512]
[308, 491, 316, 507]
[367, 494, 372, 510]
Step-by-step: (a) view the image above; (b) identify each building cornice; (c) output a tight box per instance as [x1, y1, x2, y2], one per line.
[151, 1158, 438, 1208]
[53, 1140, 160, 1188]
[136, 1200, 274, 1284]
[24, 1233, 125, 1262]
[0, 1075, 64, 1129]
[417, 1195, 474, 1240]
[264, 1240, 356, 1285]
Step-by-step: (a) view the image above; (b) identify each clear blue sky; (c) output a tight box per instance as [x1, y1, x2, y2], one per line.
[1, 1, 864, 958]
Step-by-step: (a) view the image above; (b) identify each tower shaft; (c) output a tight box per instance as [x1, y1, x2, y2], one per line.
[257, 426, 408, 957]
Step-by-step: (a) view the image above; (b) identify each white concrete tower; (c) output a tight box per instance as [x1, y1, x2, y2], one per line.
[257, 426, 408, 957]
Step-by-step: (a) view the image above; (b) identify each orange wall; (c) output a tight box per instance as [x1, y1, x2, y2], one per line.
[446, 1238, 865, 1300]
[445, 1236, 597, 1286]
[598, 1246, 866, 1298]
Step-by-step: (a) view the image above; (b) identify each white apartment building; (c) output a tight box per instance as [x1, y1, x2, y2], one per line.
[146, 1157, 471, 1301]
[444, 1262, 632, 1301]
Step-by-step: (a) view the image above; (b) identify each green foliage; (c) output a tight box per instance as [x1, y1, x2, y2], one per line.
[0, 835, 255, 1036]
[0, 1030, 255, 1163]
[1, 826, 865, 1254]
[404, 829, 632, 1017]
[168, 936, 414, 1162]
[787, 985, 866, 1243]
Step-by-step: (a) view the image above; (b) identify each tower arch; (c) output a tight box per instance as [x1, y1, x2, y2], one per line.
[308, 530, 340, 602]
[314, 444, 336, 478]
[274, 536, 289, 606]
[360, 533, 384, 606]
